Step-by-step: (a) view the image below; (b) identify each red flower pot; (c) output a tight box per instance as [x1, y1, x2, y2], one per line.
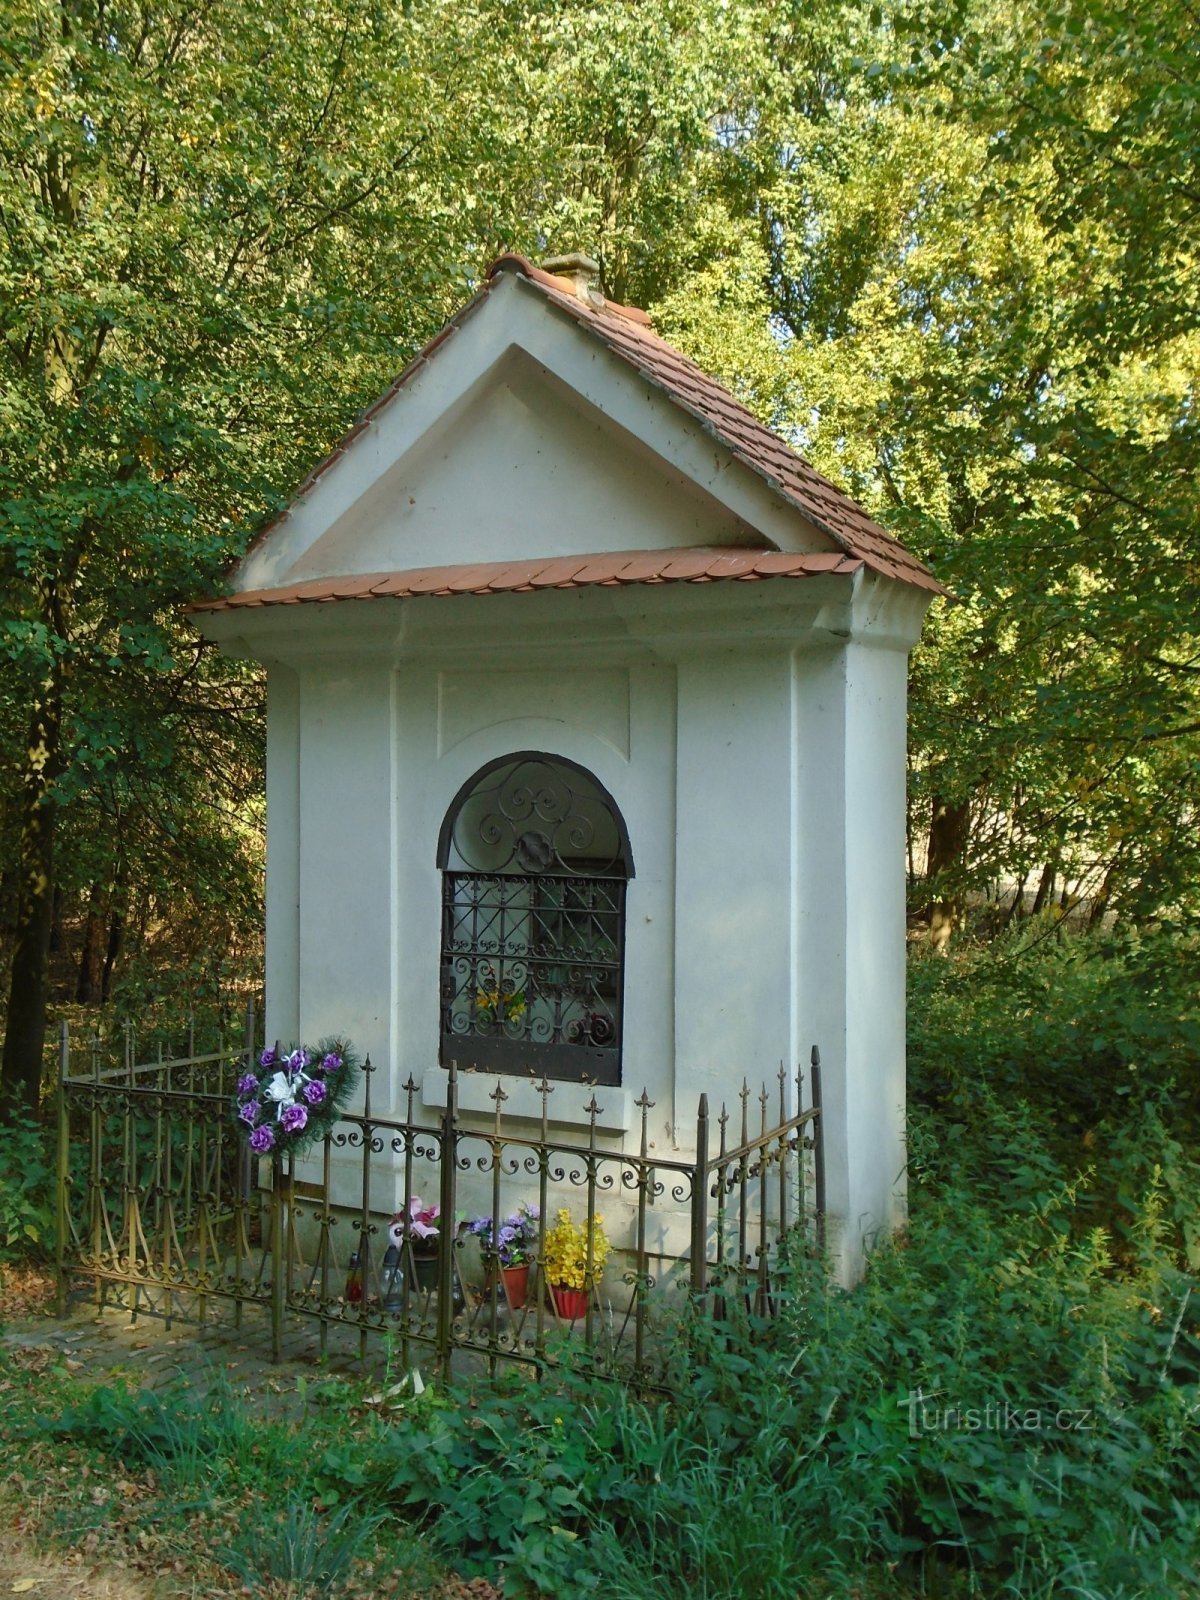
[549, 1284, 589, 1322]
[500, 1264, 529, 1311]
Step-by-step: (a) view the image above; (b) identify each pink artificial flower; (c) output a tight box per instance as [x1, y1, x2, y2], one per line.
[389, 1195, 440, 1246]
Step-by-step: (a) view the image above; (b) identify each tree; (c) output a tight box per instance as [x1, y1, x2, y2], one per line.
[647, 0, 1200, 935]
[890, 0, 1200, 929]
[0, 0, 789, 1109]
[8, 0, 1191, 1116]
[0, 0, 537, 1113]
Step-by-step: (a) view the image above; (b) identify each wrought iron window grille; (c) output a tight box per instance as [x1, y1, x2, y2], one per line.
[437, 755, 633, 1086]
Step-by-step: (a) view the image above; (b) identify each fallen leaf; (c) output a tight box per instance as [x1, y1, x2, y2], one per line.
[11, 1580, 37, 1593]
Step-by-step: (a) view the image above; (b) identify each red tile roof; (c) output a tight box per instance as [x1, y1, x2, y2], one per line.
[487, 255, 942, 594]
[190, 547, 864, 614]
[224, 253, 943, 599]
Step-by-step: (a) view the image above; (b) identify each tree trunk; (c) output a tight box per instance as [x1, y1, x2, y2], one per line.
[101, 869, 127, 1003]
[76, 879, 107, 1004]
[1088, 856, 1121, 931]
[926, 792, 971, 952]
[1, 669, 63, 1120]
[1031, 859, 1057, 916]
[1003, 870, 1030, 929]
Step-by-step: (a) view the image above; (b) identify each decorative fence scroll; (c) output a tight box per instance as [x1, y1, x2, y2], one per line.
[54, 1009, 824, 1386]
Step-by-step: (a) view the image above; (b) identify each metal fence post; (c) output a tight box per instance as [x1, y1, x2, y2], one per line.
[270, 1149, 284, 1363]
[436, 1061, 459, 1380]
[53, 1016, 824, 1384]
[357, 1057, 375, 1364]
[55, 1021, 70, 1316]
[811, 1046, 826, 1251]
[690, 1093, 709, 1295]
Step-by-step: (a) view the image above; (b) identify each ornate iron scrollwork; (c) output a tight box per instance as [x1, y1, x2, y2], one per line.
[445, 756, 629, 877]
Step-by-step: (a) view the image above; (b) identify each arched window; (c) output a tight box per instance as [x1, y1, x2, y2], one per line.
[438, 753, 633, 1086]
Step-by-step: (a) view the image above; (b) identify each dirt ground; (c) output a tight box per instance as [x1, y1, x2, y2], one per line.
[0, 1539, 189, 1599]
[0, 1264, 504, 1600]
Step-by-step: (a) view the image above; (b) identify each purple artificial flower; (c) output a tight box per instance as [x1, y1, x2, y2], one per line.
[259, 1047, 278, 1069]
[302, 1079, 328, 1107]
[238, 1101, 261, 1127]
[287, 1047, 310, 1072]
[498, 1225, 517, 1247]
[236, 1074, 259, 1097]
[280, 1103, 308, 1134]
[321, 1052, 343, 1073]
[249, 1123, 275, 1154]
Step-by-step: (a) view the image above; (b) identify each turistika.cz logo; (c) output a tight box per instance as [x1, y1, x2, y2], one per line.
[907, 1388, 1095, 1440]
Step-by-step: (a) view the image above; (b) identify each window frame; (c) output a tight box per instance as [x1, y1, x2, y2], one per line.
[437, 753, 633, 1087]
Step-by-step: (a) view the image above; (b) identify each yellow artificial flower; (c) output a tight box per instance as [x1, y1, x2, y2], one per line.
[542, 1208, 611, 1290]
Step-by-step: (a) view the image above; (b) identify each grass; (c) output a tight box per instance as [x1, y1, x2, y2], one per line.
[0, 1342, 474, 1600]
[2, 928, 1197, 1599]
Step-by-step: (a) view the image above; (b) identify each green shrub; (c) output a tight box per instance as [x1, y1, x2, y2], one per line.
[33, 1371, 436, 1594]
[907, 926, 1200, 1133]
[907, 928, 1200, 1271]
[337, 931, 1200, 1598]
[0, 1117, 55, 1259]
[219, 1496, 387, 1598]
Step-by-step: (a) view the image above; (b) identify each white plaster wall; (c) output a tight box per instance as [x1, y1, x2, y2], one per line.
[293, 662, 393, 1069]
[264, 667, 301, 1049]
[291, 353, 759, 579]
[792, 595, 917, 1282]
[843, 635, 910, 1255]
[269, 647, 683, 1222]
[215, 545, 927, 1279]
[672, 652, 796, 1118]
[395, 660, 679, 1137]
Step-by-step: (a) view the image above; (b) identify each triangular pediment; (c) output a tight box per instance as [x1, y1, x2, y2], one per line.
[234, 273, 845, 595]
[228, 261, 941, 601]
[286, 347, 765, 583]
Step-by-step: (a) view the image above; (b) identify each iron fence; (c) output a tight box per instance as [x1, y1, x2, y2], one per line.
[55, 1011, 824, 1385]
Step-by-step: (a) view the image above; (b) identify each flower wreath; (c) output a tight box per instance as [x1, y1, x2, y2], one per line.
[234, 1037, 360, 1156]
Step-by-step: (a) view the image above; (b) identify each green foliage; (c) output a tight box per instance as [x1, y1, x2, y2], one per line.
[0, 0, 555, 1089]
[894, 0, 1200, 924]
[641, 0, 1200, 929]
[31, 1371, 429, 1593]
[38, 1373, 299, 1497]
[0, 1117, 55, 1257]
[310, 1371, 602, 1594]
[279, 934, 1200, 1600]
[219, 1496, 388, 1599]
[4, 0, 1197, 1101]
[908, 928, 1200, 1268]
[300, 1207, 1196, 1599]
[22, 934, 1199, 1598]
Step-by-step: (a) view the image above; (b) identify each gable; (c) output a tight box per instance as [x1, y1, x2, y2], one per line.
[226, 258, 942, 601]
[285, 346, 764, 583]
